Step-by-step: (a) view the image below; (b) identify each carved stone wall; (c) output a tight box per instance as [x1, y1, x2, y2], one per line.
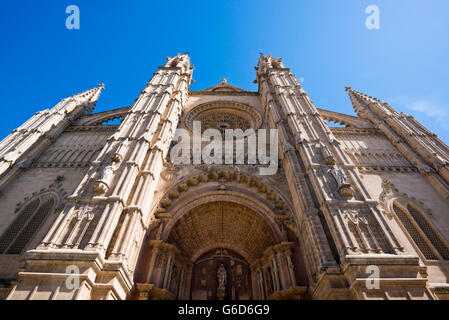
[33, 131, 111, 168]
[337, 132, 415, 172]
[0, 168, 86, 280]
[0, 54, 448, 300]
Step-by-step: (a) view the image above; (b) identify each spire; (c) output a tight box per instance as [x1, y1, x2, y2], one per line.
[52, 84, 105, 115]
[345, 87, 394, 115]
[70, 83, 105, 104]
[345, 86, 379, 106]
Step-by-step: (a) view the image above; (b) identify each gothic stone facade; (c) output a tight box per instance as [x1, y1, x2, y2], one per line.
[0, 54, 448, 300]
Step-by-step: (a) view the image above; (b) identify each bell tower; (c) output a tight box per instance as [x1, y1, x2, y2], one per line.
[6, 54, 193, 300]
[256, 54, 434, 299]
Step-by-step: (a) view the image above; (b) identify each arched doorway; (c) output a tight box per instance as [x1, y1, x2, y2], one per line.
[133, 200, 307, 300]
[191, 248, 251, 300]
[167, 201, 276, 300]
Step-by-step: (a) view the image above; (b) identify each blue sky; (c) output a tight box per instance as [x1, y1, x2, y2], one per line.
[1, 0, 448, 142]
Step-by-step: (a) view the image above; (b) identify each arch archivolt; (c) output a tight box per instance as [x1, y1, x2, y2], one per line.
[379, 179, 431, 220]
[133, 167, 307, 300]
[377, 180, 449, 262]
[155, 167, 293, 220]
[150, 167, 298, 244]
[161, 189, 284, 245]
[14, 180, 67, 214]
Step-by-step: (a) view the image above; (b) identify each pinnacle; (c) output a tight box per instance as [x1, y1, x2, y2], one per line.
[345, 86, 395, 117]
[70, 83, 105, 104]
[72, 83, 104, 96]
[346, 87, 370, 112]
[346, 87, 383, 104]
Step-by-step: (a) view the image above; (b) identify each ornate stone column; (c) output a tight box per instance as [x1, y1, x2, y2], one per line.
[256, 54, 429, 300]
[136, 240, 192, 300]
[255, 242, 301, 299]
[7, 54, 193, 300]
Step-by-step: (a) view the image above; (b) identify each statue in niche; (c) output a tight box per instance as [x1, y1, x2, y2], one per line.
[93, 163, 117, 195]
[217, 264, 227, 290]
[329, 166, 354, 199]
[112, 139, 128, 163]
[433, 154, 448, 169]
[100, 164, 115, 182]
[319, 142, 336, 165]
[329, 166, 348, 186]
[216, 264, 227, 300]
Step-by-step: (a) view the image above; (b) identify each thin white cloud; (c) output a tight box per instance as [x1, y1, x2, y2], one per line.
[390, 96, 448, 128]
[406, 100, 447, 118]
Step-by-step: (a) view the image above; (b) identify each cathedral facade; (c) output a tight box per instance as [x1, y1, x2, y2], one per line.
[0, 54, 448, 300]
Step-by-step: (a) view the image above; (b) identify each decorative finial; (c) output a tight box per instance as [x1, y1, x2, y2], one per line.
[220, 77, 228, 84]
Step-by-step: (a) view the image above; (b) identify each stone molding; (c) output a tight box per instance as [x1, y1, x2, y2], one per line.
[184, 100, 263, 131]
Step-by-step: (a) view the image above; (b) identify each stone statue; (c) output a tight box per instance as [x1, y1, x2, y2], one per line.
[93, 163, 116, 195]
[217, 264, 227, 290]
[433, 154, 448, 169]
[100, 164, 115, 183]
[319, 142, 335, 165]
[330, 166, 348, 186]
[329, 166, 355, 199]
[112, 139, 129, 163]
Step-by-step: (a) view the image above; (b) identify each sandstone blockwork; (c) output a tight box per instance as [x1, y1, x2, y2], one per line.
[0, 54, 448, 300]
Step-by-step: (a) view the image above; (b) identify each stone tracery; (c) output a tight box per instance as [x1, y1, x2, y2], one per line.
[1, 53, 448, 301]
[184, 101, 263, 132]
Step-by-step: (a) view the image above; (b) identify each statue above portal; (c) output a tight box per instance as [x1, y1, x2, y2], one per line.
[217, 264, 227, 290]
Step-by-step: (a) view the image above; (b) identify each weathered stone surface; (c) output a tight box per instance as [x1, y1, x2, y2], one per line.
[0, 54, 448, 300]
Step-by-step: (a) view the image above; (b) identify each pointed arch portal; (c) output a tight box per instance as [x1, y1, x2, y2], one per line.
[133, 200, 307, 300]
